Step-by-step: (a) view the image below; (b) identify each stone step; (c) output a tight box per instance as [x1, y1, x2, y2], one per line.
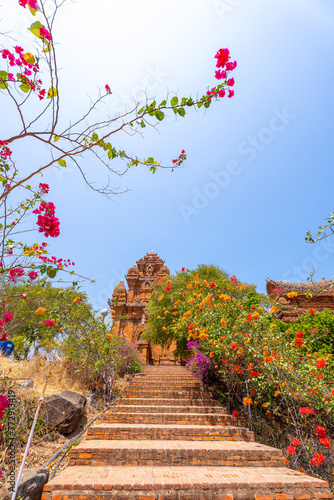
[42, 465, 333, 500]
[69, 439, 285, 467]
[115, 397, 220, 406]
[100, 411, 237, 426]
[123, 389, 211, 398]
[87, 423, 254, 441]
[112, 405, 227, 414]
[130, 382, 202, 388]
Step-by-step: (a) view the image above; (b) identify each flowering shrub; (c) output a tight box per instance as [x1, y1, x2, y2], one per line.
[60, 323, 142, 401]
[145, 264, 334, 484]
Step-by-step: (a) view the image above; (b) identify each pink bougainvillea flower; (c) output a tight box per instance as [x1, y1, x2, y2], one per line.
[273, 287, 281, 294]
[42, 320, 55, 327]
[39, 26, 52, 41]
[3, 313, 13, 323]
[215, 48, 230, 69]
[299, 407, 315, 416]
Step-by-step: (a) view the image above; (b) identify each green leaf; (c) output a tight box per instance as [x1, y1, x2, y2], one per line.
[159, 99, 167, 106]
[92, 132, 99, 141]
[177, 107, 185, 117]
[140, 120, 146, 128]
[171, 96, 178, 106]
[155, 110, 165, 121]
[58, 159, 66, 167]
[29, 21, 43, 38]
[138, 106, 145, 114]
[197, 101, 203, 109]
[19, 83, 30, 93]
[0, 81, 8, 90]
[204, 101, 211, 108]
[28, 4, 39, 15]
[0, 71, 8, 81]
[47, 87, 57, 98]
[47, 267, 57, 279]
[146, 157, 154, 164]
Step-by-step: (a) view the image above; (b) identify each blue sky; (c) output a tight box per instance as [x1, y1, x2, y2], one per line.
[2, 0, 334, 317]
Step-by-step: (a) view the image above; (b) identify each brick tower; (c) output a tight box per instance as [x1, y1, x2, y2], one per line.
[109, 251, 177, 364]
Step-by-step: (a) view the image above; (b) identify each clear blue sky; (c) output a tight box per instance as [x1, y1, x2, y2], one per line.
[2, 0, 334, 316]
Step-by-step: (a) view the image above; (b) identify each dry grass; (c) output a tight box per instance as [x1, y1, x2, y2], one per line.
[0, 354, 88, 398]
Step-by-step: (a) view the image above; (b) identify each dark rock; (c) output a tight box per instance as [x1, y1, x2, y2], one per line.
[87, 390, 97, 409]
[42, 390, 86, 434]
[1, 468, 49, 500]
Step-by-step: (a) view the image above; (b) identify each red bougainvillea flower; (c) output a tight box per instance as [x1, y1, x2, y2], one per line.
[286, 445, 296, 455]
[292, 438, 301, 446]
[315, 358, 327, 369]
[320, 438, 331, 447]
[42, 320, 55, 327]
[315, 425, 327, 439]
[3, 313, 13, 323]
[299, 407, 315, 415]
[230, 342, 238, 350]
[209, 282, 215, 289]
[310, 453, 325, 466]
[232, 410, 238, 417]
[105, 84, 112, 94]
[181, 267, 185, 272]
[230, 275, 238, 284]
[39, 183, 49, 194]
[309, 308, 315, 317]
[246, 314, 252, 322]
[28, 271, 38, 280]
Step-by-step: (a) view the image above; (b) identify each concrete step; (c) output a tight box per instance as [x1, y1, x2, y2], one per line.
[87, 423, 254, 441]
[69, 439, 285, 467]
[112, 405, 227, 414]
[115, 397, 220, 406]
[42, 465, 332, 500]
[100, 411, 237, 426]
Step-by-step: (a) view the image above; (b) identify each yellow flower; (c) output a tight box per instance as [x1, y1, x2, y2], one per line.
[270, 306, 278, 314]
[23, 251, 29, 256]
[287, 291, 298, 298]
[237, 348, 243, 355]
[106, 333, 112, 339]
[252, 312, 260, 320]
[243, 397, 252, 406]
[162, 327, 167, 331]
[274, 390, 280, 397]
[240, 284, 246, 290]
[262, 402, 269, 408]
[199, 333, 208, 341]
[209, 351, 214, 358]
[35, 307, 47, 315]
[158, 294, 164, 301]
[220, 318, 226, 328]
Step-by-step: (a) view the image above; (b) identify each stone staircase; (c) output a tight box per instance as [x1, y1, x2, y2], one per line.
[42, 366, 333, 500]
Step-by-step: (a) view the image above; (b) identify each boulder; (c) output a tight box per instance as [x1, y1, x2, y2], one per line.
[19, 380, 34, 388]
[1, 468, 49, 500]
[42, 390, 86, 434]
